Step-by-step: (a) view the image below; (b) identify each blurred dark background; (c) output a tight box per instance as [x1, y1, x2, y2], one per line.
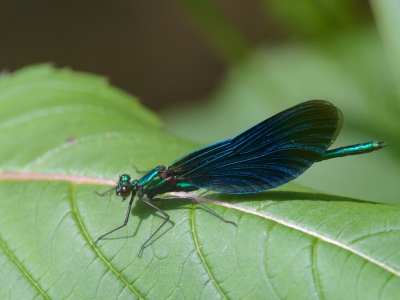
[0, 0, 373, 111]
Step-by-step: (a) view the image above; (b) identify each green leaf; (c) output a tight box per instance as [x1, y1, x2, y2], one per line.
[1, 65, 399, 299]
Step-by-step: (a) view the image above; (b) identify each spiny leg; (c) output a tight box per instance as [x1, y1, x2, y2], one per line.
[93, 195, 134, 245]
[138, 198, 170, 257]
[152, 195, 237, 226]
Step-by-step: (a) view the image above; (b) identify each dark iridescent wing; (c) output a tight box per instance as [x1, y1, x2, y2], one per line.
[168, 100, 343, 194]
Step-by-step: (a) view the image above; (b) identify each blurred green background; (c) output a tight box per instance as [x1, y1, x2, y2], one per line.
[1, 0, 399, 203]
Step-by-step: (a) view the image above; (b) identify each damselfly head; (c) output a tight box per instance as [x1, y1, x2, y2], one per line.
[115, 174, 137, 198]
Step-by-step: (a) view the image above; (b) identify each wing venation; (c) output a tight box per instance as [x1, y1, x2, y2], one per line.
[168, 100, 342, 194]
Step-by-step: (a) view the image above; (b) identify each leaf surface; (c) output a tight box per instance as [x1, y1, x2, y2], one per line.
[0, 65, 399, 299]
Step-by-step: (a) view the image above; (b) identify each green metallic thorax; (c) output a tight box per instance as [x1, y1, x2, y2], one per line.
[139, 165, 198, 198]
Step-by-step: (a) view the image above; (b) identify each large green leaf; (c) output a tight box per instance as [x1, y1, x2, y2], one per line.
[0, 65, 399, 299]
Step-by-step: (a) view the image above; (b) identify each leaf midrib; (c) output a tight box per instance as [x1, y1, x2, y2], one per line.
[2, 172, 399, 282]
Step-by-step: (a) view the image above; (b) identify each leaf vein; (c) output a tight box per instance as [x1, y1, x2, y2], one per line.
[312, 239, 323, 300]
[185, 193, 400, 277]
[69, 183, 143, 299]
[0, 236, 50, 299]
[190, 201, 228, 300]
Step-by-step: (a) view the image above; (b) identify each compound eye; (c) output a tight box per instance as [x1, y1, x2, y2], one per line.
[120, 174, 131, 182]
[119, 185, 131, 198]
